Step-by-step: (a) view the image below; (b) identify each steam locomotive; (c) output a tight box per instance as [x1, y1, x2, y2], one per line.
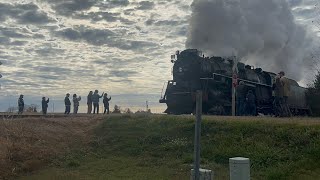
[159, 49, 310, 115]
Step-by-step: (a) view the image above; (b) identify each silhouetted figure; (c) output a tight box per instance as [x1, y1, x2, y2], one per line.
[245, 90, 256, 116]
[73, 94, 81, 114]
[18, 94, 24, 114]
[42, 97, 49, 115]
[64, 93, 71, 114]
[87, 91, 93, 114]
[236, 81, 246, 116]
[103, 93, 112, 114]
[92, 90, 104, 114]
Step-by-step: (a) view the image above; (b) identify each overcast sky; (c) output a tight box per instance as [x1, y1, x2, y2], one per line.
[0, 0, 318, 111]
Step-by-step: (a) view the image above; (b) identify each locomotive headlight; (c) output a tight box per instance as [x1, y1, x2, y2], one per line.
[179, 67, 183, 72]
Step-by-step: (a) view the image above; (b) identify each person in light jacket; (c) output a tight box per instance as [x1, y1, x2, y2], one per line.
[92, 90, 104, 114]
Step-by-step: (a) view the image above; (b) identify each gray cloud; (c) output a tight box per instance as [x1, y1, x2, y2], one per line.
[55, 26, 115, 45]
[76, 11, 120, 22]
[55, 26, 158, 51]
[48, 0, 96, 15]
[109, 69, 138, 78]
[0, 2, 55, 24]
[136, 1, 155, 10]
[0, 27, 28, 38]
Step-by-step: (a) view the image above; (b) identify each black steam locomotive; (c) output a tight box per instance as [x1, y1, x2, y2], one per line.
[159, 49, 310, 115]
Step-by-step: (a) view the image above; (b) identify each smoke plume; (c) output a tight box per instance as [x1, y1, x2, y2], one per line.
[186, 0, 314, 81]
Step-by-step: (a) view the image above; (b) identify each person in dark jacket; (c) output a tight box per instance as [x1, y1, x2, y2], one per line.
[245, 90, 256, 116]
[92, 90, 104, 114]
[103, 93, 112, 114]
[236, 81, 246, 116]
[42, 97, 49, 115]
[18, 94, 24, 114]
[73, 94, 81, 114]
[87, 91, 93, 114]
[64, 93, 71, 114]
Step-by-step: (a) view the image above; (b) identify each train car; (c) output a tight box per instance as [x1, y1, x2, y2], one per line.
[159, 49, 310, 115]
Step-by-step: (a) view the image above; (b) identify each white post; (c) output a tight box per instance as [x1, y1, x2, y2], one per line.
[229, 157, 250, 180]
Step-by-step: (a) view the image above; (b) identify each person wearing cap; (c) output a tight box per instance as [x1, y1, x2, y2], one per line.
[73, 94, 81, 114]
[42, 97, 50, 115]
[18, 94, 24, 114]
[236, 81, 246, 116]
[64, 93, 71, 114]
[273, 72, 284, 117]
[245, 90, 256, 116]
[92, 90, 104, 114]
[279, 71, 292, 117]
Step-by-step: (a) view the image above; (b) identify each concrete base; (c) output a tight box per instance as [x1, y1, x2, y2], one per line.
[191, 168, 214, 180]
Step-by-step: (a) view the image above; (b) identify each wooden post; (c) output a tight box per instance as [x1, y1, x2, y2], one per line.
[193, 91, 202, 180]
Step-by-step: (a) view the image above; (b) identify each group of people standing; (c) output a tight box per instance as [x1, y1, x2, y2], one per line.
[236, 70, 291, 117]
[18, 95, 50, 115]
[85, 90, 112, 114]
[16, 90, 112, 115]
[64, 90, 111, 114]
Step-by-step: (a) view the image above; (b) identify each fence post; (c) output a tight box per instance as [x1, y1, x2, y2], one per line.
[193, 90, 202, 180]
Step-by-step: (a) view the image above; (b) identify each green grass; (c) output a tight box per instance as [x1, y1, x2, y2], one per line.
[21, 115, 320, 180]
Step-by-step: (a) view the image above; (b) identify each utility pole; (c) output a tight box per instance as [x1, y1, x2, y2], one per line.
[232, 57, 239, 116]
[193, 90, 202, 180]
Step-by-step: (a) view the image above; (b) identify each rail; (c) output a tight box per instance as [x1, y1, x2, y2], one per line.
[200, 73, 272, 87]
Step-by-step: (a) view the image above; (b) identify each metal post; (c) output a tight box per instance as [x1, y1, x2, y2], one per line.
[232, 82, 236, 116]
[193, 90, 202, 180]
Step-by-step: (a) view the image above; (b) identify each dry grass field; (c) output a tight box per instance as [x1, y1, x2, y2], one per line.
[0, 115, 104, 179]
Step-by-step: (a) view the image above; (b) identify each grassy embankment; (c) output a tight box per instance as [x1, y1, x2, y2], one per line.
[16, 115, 320, 180]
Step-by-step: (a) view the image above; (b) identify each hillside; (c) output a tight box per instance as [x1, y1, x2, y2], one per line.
[2, 115, 320, 179]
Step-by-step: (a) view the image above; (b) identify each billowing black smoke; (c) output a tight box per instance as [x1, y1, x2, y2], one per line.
[186, 0, 314, 81]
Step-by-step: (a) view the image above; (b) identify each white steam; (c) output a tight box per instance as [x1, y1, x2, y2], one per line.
[186, 0, 314, 81]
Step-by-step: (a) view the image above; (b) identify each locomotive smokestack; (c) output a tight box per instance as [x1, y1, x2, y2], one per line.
[186, 0, 315, 81]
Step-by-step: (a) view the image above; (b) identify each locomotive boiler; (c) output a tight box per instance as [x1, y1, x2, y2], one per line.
[159, 49, 310, 115]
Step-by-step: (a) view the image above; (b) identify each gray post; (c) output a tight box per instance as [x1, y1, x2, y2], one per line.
[229, 157, 250, 180]
[193, 90, 202, 180]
